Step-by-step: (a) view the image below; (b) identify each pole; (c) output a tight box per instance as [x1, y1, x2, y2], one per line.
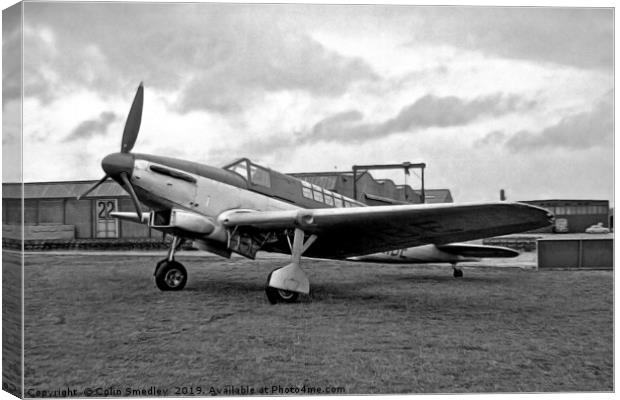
[421, 166, 425, 204]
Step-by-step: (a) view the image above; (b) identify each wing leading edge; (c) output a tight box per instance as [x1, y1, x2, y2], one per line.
[219, 202, 553, 259]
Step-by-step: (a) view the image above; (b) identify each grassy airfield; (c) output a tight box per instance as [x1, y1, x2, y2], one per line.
[20, 251, 612, 394]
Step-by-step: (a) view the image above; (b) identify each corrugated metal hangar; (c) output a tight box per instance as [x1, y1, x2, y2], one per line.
[522, 199, 610, 233]
[2, 180, 154, 241]
[289, 171, 452, 205]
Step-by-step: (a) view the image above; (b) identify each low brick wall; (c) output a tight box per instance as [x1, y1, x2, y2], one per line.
[482, 236, 539, 252]
[2, 237, 196, 251]
[3, 224, 75, 240]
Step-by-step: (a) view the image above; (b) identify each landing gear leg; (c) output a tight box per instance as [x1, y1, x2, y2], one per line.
[452, 263, 463, 278]
[266, 228, 317, 304]
[154, 236, 188, 291]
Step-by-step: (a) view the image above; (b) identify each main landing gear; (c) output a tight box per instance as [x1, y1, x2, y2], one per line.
[452, 263, 464, 278]
[155, 236, 187, 291]
[265, 228, 317, 304]
[265, 271, 299, 304]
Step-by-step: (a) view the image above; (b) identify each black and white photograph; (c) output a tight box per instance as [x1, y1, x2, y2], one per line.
[2, 1, 614, 397]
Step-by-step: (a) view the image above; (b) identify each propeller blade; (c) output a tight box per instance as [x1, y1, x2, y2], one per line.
[119, 172, 143, 220]
[121, 82, 144, 153]
[77, 174, 109, 200]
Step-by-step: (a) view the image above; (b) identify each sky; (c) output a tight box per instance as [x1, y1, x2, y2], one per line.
[2, 2, 614, 203]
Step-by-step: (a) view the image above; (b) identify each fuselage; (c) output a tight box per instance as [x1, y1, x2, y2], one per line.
[107, 152, 365, 218]
[103, 152, 377, 257]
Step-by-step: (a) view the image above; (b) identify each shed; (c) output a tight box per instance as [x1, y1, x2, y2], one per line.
[2, 181, 152, 240]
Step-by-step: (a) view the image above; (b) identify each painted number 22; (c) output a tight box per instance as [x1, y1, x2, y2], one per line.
[97, 201, 115, 219]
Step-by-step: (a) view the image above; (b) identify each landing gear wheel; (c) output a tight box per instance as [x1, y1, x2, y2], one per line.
[265, 271, 299, 304]
[155, 260, 187, 291]
[154, 259, 166, 276]
[453, 268, 464, 278]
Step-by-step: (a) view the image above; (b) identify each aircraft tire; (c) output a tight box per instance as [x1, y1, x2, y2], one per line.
[265, 271, 299, 304]
[155, 260, 187, 291]
[153, 259, 166, 276]
[453, 268, 464, 278]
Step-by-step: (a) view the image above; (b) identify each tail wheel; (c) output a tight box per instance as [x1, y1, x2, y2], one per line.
[155, 260, 187, 291]
[265, 271, 299, 304]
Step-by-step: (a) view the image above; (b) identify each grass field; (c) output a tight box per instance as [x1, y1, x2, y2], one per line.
[20, 251, 612, 395]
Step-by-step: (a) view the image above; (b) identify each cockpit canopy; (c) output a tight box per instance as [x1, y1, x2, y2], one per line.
[223, 158, 362, 208]
[224, 158, 271, 188]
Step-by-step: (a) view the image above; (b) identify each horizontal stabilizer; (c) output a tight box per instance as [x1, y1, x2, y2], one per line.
[437, 243, 519, 258]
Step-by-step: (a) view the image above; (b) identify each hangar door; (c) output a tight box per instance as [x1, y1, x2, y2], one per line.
[95, 199, 118, 238]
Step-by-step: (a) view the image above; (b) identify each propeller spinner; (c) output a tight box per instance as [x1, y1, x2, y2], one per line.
[77, 83, 145, 220]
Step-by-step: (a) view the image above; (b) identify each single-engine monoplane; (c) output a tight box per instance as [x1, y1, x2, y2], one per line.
[79, 83, 553, 303]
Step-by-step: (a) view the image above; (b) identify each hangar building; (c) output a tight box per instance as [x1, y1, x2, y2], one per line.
[521, 199, 610, 233]
[2, 180, 155, 242]
[414, 189, 453, 204]
[289, 171, 453, 205]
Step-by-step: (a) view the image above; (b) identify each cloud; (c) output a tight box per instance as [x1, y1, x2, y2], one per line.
[22, 3, 378, 113]
[311, 110, 364, 136]
[474, 130, 508, 147]
[236, 92, 534, 158]
[64, 111, 117, 142]
[478, 90, 613, 152]
[408, 7, 613, 70]
[2, 4, 23, 108]
[177, 33, 377, 113]
[305, 93, 534, 143]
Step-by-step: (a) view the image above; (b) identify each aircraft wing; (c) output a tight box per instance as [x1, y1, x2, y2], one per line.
[219, 202, 552, 259]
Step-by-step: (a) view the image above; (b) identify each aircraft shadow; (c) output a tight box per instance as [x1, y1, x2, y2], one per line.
[183, 270, 513, 309]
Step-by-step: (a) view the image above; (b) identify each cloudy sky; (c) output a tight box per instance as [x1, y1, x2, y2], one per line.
[2, 2, 614, 203]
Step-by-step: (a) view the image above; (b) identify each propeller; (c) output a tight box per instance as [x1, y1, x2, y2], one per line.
[77, 82, 145, 221]
[77, 174, 109, 200]
[121, 82, 143, 153]
[119, 172, 143, 221]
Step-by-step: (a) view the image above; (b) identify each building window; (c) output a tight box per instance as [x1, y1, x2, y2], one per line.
[24, 199, 37, 224]
[4, 199, 21, 224]
[324, 194, 334, 206]
[39, 200, 64, 224]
